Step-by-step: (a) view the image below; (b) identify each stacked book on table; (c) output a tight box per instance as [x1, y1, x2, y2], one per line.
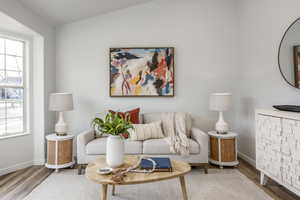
[140, 157, 173, 172]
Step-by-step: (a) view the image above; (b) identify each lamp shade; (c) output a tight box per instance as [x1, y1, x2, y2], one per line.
[49, 93, 74, 111]
[209, 93, 232, 111]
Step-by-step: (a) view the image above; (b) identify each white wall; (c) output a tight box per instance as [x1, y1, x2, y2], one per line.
[237, 0, 300, 164]
[0, 0, 56, 135]
[56, 0, 239, 138]
[0, 0, 56, 175]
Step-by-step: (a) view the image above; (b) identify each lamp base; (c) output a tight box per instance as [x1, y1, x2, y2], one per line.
[55, 112, 68, 136]
[216, 123, 229, 134]
[215, 111, 229, 134]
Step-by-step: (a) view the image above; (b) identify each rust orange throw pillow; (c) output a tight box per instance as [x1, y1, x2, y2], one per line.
[109, 108, 140, 124]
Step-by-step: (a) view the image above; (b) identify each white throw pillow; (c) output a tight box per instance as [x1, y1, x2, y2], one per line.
[129, 121, 164, 141]
[142, 112, 192, 137]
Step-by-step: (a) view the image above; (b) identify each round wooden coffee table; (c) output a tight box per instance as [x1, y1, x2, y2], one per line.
[86, 156, 191, 200]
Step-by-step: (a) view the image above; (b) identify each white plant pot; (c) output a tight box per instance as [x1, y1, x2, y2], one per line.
[106, 135, 124, 168]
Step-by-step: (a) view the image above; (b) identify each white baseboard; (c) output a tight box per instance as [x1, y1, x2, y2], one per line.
[33, 159, 45, 165]
[0, 160, 33, 176]
[238, 152, 256, 167]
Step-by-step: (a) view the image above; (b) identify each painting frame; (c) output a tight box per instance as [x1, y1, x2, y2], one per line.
[109, 47, 175, 97]
[294, 46, 300, 88]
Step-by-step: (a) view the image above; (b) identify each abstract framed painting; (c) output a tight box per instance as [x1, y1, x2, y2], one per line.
[109, 47, 174, 97]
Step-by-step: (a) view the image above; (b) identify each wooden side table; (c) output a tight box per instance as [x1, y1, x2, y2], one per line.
[208, 131, 239, 168]
[46, 134, 74, 172]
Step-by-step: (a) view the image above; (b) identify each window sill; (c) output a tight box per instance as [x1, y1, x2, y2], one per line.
[0, 132, 31, 140]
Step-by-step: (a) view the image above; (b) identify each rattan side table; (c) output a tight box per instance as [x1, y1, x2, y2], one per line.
[45, 134, 74, 172]
[208, 131, 239, 168]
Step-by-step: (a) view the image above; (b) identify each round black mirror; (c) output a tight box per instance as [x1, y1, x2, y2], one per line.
[278, 17, 300, 88]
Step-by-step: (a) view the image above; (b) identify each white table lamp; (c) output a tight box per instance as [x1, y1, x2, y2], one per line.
[210, 93, 232, 134]
[49, 93, 74, 136]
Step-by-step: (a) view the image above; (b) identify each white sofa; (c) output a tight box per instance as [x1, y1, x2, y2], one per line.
[77, 112, 209, 174]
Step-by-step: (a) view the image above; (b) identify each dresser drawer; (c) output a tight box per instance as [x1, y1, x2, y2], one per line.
[256, 115, 282, 132]
[294, 165, 300, 190]
[294, 120, 300, 141]
[282, 119, 300, 137]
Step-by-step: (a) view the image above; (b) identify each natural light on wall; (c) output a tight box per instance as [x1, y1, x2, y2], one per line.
[0, 36, 27, 137]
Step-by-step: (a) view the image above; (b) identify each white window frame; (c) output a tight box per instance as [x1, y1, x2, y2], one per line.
[0, 34, 30, 139]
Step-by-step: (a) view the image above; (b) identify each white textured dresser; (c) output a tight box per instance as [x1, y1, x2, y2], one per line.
[256, 109, 300, 196]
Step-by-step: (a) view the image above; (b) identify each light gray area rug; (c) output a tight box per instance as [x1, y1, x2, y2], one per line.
[24, 169, 273, 200]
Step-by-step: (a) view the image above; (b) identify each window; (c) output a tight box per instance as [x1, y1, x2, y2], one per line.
[0, 36, 27, 137]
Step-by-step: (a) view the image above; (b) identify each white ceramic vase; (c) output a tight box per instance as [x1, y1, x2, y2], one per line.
[106, 135, 124, 168]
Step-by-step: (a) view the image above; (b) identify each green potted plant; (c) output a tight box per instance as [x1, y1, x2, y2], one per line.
[92, 112, 133, 168]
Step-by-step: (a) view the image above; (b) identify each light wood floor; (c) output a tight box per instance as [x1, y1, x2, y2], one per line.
[236, 159, 299, 200]
[0, 159, 299, 200]
[0, 166, 53, 200]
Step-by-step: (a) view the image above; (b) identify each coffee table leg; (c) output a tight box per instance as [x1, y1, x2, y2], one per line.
[101, 184, 108, 200]
[179, 176, 188, 200]
[112, 185, 116, 196]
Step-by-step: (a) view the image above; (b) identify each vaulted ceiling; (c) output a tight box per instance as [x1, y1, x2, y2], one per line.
[18, 0, 151, 26]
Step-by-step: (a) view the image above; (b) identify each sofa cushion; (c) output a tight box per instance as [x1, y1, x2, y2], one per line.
[129, 121, 164, 141]
[109, 108, 140, 124]
[86, 137, 142, 155]
[142, 138, 199, 154]
[95, 112, 144, 124]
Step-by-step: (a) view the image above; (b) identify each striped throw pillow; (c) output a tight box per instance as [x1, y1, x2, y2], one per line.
[129, 121, 164, 141]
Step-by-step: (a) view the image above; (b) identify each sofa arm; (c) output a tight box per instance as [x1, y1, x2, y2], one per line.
[77, 129, 95, 164]
[191, 127, 209, 163]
